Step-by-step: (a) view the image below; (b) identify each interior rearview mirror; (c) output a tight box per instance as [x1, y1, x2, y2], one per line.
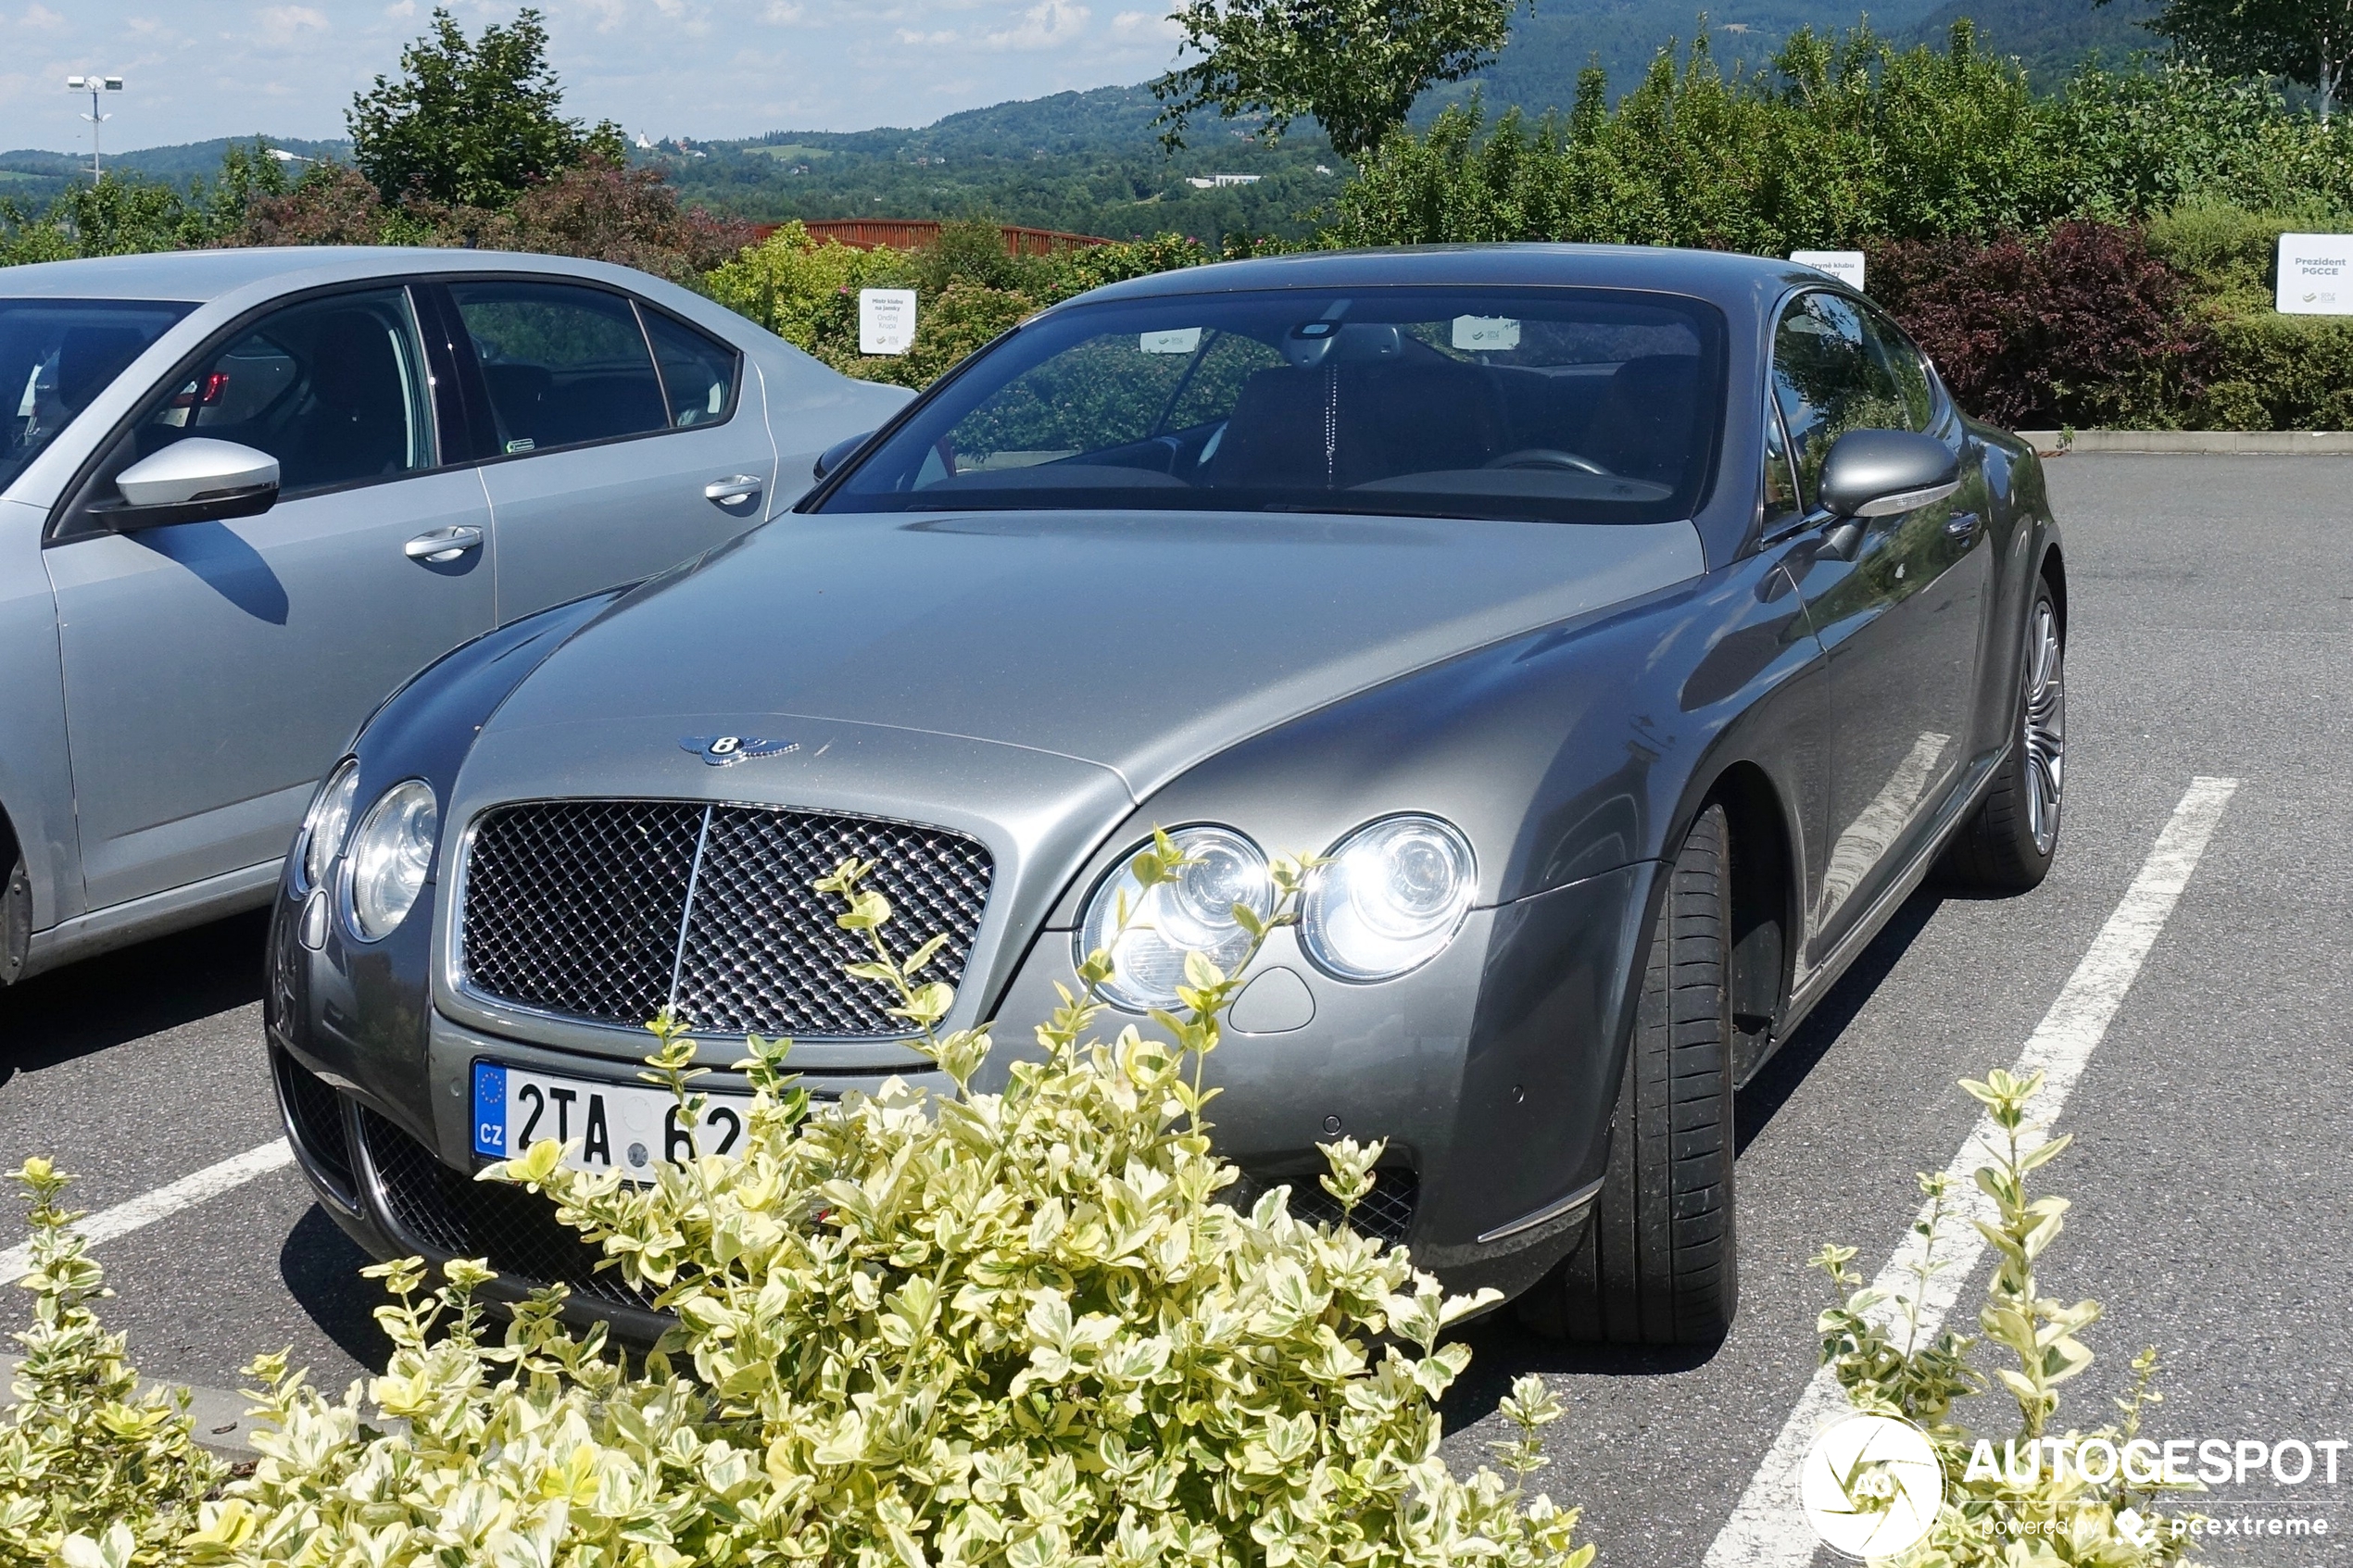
[1818, 429, 1960, 519]
[812, 430, 876, 482]
[96, 439, 281, 532]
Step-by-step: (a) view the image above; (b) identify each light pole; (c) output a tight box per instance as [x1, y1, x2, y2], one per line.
[64, 75, 123, 184]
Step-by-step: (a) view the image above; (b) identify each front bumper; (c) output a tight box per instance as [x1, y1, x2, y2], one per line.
[268, 856, 1655, 1330]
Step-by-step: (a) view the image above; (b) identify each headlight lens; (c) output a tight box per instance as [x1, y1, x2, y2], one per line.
[1302, 815, 1476, 981]
[345, 780, 438, 940]
[1078, 826, 1273, 1012]
[298, 759, 360, 892]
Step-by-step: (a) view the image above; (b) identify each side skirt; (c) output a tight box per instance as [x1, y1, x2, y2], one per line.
[1742, 744, 2006, 1085]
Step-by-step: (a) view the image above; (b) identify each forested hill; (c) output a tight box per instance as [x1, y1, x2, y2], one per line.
[1, 0, 2167, 242]
[1448, 0, 2159, 115]
[0, 136, 349, 209]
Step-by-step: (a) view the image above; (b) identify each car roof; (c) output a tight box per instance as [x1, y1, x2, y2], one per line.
[0, 245, 660, 302]
[1071, 243, 1831, 312]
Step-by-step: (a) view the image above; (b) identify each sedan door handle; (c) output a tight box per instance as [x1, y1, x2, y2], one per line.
[704, 474, 763, 506]
[403, 524, 484, 563]
[1944, 510, 1982, 539]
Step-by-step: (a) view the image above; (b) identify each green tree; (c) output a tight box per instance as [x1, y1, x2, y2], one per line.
[1152, 0, 1523, 157]
[347, 6, 626, 207]
[2111, 0, 2353, 121]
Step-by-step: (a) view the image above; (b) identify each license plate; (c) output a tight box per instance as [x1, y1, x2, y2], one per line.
[471, 1060, 749, 1179]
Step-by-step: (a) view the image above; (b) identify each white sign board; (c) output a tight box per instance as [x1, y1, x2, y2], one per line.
[859, 288, 918, 355]
[1139, 328, 1202, 354]
[1452, 315, 1521, 351]
[1791, 250, 1867, 290]
[2276, 234, 2353, 314]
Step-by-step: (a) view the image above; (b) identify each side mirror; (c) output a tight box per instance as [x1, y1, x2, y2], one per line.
[1817, 429, 1959, 519]
[812, 429, 875, 483]
[94, 439, 281, 531]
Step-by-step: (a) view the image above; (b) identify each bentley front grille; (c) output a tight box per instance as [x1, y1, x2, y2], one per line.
[458, 800, 993, 1038]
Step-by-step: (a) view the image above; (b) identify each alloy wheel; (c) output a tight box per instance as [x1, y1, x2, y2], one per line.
[2022, 598, 2066, 855]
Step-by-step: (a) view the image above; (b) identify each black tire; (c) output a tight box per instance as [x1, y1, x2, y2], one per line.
[1940, 578, 2065, 893]
[1517, 803, 1737, 1344]
[0, 844, 29, 986]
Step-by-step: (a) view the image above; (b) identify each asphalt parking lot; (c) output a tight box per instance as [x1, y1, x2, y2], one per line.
[4, 453, 2347, 1564]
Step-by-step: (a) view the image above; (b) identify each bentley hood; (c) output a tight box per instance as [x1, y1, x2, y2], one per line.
[481, 508, 1705, 797]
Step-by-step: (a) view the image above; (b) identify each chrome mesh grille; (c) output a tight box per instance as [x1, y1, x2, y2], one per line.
[459, 800, 993, 1037]
[359, 1108, 656, 1311]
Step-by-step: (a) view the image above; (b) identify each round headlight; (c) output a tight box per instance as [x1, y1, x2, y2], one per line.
[297, 759, 360, 893]
[1302, 815, 1476, 982]
[1078, 826, 1273, 1013]
[345, 780, 437, 940]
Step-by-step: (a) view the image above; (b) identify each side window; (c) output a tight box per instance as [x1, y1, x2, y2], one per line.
[1761, 402, 1801, 530]
[1857, 306, 1935, 432]
[1769, 292, 1909, 509]
[447, 282, 666, 455]
[640, 307, 740, 428]
[136, 287, 433, 496]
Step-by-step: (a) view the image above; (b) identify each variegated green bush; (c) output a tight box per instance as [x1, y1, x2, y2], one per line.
[5, 839, 1593, 1568]
[1811, 1071, 2199, 1565]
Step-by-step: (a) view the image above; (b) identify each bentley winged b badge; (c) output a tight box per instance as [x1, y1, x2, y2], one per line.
[680, 734, 799, 767]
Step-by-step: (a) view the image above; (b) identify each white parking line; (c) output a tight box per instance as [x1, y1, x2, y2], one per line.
[0, 1138, 293, 1281]
[1704, 775, 2241, 1568]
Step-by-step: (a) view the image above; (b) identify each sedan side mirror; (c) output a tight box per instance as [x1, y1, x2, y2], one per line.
[94, 439, 281, 532]
[1818, 429, 1959, 519]
[812, 429, 875, 483]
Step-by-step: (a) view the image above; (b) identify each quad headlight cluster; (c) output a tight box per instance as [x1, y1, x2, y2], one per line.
[1078, 815, 1477, 1012]
[294, 761, 439, 941]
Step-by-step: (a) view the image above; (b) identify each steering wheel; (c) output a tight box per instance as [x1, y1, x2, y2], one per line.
[1485, 447, 1613, 475]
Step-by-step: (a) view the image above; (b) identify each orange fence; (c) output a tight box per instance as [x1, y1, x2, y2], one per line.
[749, 219, 1111, 255]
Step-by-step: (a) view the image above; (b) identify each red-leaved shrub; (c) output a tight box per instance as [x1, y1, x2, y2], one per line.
[1870, 220, 2210, 429]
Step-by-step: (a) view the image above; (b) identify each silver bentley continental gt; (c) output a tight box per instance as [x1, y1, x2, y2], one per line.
[266, 245, 2068, 1346]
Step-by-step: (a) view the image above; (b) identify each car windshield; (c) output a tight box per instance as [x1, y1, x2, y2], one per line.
[819, 286, 1727, 525]
[0, 298, 196, 494]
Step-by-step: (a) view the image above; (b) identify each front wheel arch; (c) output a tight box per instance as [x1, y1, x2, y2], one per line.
[0, 803, 29, 985]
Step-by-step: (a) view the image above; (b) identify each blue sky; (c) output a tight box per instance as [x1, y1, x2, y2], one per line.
[3, 0, 1188, 154]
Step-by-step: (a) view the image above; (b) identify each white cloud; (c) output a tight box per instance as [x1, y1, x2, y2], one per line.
[1109, 6, 1176, 44]
[0, 0, 1207, 151]
[982, 0, 1086, 49]
[255, 4, 327, 44]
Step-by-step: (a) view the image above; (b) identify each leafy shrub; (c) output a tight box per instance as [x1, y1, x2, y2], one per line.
[1814, 1069, 2196, 1562]
[1868, 221, 2209, 430]
[706, 223, 1215, 386]
[1328, 24, 2353, 257]
[3, 845, 1592, 1568]
[0, 1160, 226, 1566]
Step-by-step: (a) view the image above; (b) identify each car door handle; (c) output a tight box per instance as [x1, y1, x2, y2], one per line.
[1944, 510, 1982, 539]
[704, 474, 763, 506]
[403, 525, 483, 563]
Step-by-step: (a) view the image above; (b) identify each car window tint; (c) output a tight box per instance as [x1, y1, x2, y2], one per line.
[448, 282, 665, 454]
[0, 299, 194, 493]
[1762, 403, 1801, 530]
[1858, 306, 1935, 432]
[132, 287, 432, 496]
[830, 287, 1727, 528]
[1770, 292, 1911, 508]
[641, 307, 739, 428]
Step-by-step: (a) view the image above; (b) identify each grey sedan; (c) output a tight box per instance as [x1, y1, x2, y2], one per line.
[267, 245, 2066, 1345]
[0, 247, 908, 984]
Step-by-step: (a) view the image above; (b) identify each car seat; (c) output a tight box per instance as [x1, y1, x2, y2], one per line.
[1579, 356, 1704, 486]
[281, 311, 410, 492]
[1204, 342, 1504, 491]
